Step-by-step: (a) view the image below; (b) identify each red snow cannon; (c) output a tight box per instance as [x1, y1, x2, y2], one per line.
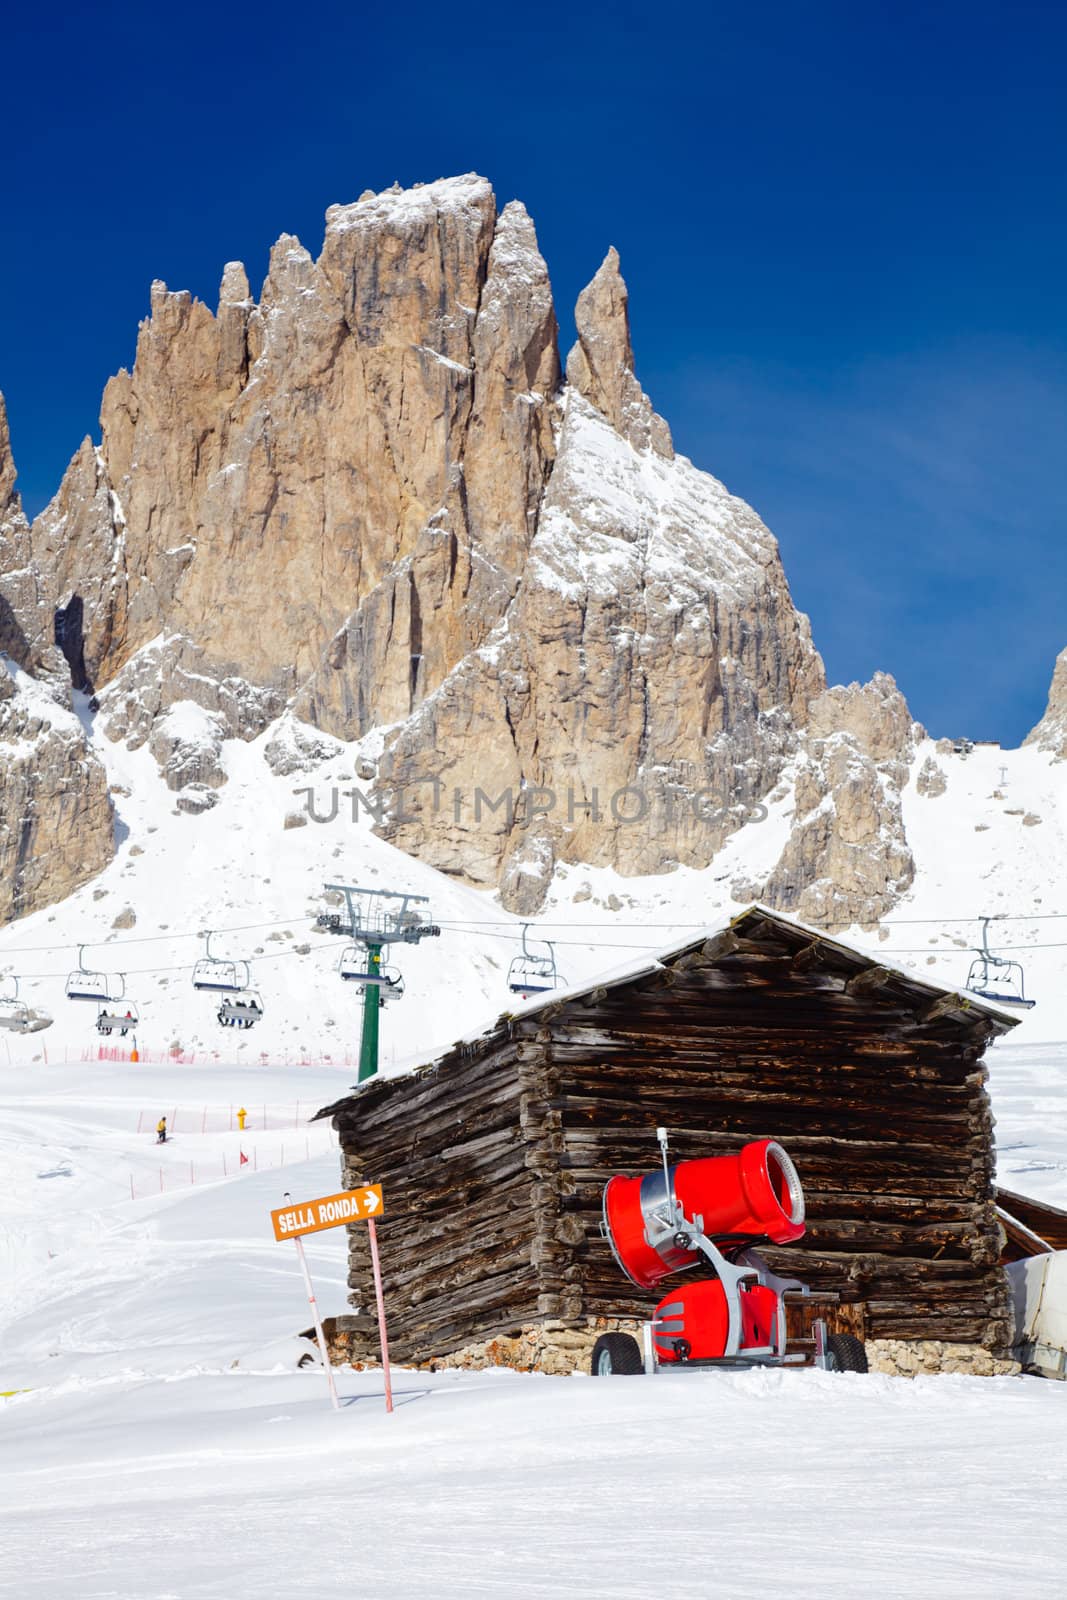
[591, 1128, 869, 1378]
[649, 1276, 783, 1364]
[602, 1136, 806, 1290]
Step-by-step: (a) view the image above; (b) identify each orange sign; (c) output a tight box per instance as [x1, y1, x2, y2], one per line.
[271, 1184, 383, 1242]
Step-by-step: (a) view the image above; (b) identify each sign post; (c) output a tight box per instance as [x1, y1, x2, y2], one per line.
[284, 1191, 340, 1412]
[365, 1216, 393, 1414]
[270, 1183, 392, 1414]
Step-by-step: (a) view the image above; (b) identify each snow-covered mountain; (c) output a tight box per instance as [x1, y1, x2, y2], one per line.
[0, 689, 1064, 1063]
[1, 173, 1064, 1062]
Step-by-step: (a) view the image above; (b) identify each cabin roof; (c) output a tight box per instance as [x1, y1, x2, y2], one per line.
[317, 903, 1020, 1120]
[503, 902, 1023, 1027]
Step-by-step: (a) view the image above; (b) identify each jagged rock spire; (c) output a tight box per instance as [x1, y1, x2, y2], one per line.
[1025, 646, 1067, 758]
[565, 247, 673, 458]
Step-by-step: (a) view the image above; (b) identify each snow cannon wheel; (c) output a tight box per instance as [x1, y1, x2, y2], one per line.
[824, 1334, 868, 1373]
[591, 1333, 644, 1376]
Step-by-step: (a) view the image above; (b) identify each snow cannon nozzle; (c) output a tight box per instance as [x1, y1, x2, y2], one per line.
[602, 1135, 807, 1291]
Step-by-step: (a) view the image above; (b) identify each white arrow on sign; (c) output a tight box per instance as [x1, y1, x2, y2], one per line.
[364, 1189, 381, 1213]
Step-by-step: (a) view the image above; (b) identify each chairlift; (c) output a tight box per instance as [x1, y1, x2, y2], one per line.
[192, 932, 252, 993]
[965, 917, 1036, 1010]
[217, 990, 264, 1029]
[338, 946, 405, 998]
[0, 977, 32, 1034]
[507, 925, 567, 999]
[379, 969, 405, 1003]
[96, 1003, 139, 1037]
[66, 948, 124, 1004]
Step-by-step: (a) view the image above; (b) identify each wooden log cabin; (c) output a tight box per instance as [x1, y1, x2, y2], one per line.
[317, 906, 1022, 1375]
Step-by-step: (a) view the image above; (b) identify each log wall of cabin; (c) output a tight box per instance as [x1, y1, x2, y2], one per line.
[536, 942, 1012, 1350]
[325, 927, 1014, 1366]
[330, 1032, 548, 1364]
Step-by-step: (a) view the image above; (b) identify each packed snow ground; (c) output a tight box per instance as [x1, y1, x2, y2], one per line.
[1, 1047, 1065, 1598]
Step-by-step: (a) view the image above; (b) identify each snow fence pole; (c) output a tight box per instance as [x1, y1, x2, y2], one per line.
[366, 1216, 394, 1414]
[286, 1199, 340, 1412]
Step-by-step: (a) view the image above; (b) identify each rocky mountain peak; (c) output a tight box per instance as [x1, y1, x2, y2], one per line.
[219, 261, 251, 306]
[1024, 647, 1067, 759]
[566, 247, 673, 459]
[4, 174, 925, 925]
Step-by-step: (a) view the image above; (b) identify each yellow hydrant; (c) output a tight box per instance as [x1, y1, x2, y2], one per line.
[237, 1107, 248, 1131]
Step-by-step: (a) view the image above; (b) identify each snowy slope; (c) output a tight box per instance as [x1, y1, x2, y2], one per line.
[1, 1049, 1066, 1600]
[0, 705, 1065, 1064]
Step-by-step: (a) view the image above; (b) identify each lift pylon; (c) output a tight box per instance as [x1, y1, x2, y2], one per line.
[317, 884, 441, 1081]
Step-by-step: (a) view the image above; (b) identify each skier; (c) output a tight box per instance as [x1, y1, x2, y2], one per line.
[156, 1116, 167, 1144]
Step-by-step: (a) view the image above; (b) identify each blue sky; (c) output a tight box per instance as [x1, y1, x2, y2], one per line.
[3, 0, 1065, 742]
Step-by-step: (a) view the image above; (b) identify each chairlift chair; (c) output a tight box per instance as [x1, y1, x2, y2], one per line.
[96, 1003, 139, 1037]
[378, 966, 405, 1002]
[965, 917, 1036, 1010]
[338, 947, 404, 998]
[217, 990, 264, 1029]
[0, 977, 32, 1034]
[192, 932, 252, 993]
[66, 949, 124, 1004]
[507, 925, 566, 998]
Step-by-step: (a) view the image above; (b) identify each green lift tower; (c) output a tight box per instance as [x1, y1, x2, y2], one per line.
[316, 885, 441, 1082]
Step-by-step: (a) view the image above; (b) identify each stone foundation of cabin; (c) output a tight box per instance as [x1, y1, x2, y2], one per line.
[866, 1339, 1020, 1378]
[318, 1315, 1020, 1378]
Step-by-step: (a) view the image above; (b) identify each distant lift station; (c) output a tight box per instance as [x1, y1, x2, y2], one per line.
[317, 884, 441, 1081]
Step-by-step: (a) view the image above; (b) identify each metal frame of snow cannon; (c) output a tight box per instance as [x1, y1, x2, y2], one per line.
[507, 924, 567, 998]
[599, 1129, 847, 1376]
[65, 949, 125, 1005]
[192, 932, 253, 993]
[965, 917, 1036, 1011]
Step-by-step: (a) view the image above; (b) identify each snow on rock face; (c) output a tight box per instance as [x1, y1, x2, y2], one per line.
[148, 700, 227, 792]
[762, 673, 916, 925]
[0, 661, 114, 922]
[377, 390, 826, 898]
[99, 633, 283, 750]
[0, 409, 114, 922]
[262, 712, 344, 777]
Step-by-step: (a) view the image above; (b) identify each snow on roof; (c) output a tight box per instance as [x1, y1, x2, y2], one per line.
[497, 901, 1024, 1027]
